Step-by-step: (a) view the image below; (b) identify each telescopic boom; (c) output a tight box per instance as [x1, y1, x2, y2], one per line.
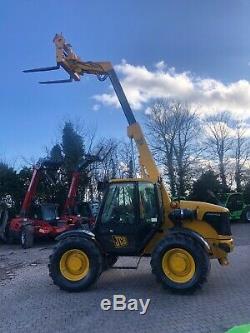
[24, 34, 170, 204]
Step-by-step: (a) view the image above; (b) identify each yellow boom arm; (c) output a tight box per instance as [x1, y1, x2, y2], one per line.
[24, 34, 170, 204]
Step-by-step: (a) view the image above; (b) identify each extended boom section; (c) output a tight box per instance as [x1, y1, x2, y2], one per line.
[24, 34, 163, 186]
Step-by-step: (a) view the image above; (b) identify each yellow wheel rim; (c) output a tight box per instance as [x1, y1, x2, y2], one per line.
[59, 249, 89, 282]
[162, 248, 195, 283]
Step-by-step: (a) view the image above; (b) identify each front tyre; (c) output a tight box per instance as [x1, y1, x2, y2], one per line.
[49, 237, 103, 292]
[151, 234, 210, 294]
[21, 224, 34, 249]
[241, 207, 250, 223]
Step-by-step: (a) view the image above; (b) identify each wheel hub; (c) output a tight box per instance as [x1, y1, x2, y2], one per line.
[162, 248, 196, 283]
[60, 249, 89, 281]
[67, 256, 82, 272]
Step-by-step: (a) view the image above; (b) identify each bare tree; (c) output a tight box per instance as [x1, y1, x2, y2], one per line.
[145, 100, 177, 196]
[204, 112, 233, 192]
[234, 122, 249, 192]
[89, 138, 138, 200]
[117, 141, 139, 178]
[172, 103, 200, 196]
[97, 138, 119, 180]
[87, 138, 119, 200]
[146, 99, 200, 197]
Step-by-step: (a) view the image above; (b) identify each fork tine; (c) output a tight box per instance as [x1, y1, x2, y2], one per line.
[39, 78, 72, 84]
[23, 65, 60, 73]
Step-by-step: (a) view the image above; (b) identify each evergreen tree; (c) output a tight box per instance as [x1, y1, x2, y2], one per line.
[0, 163, 21, 199]
[189, 170, 222, 204]
[243, 181, 250, 204]
[62, 122, 85, 173]
[50, 144, 63, 163]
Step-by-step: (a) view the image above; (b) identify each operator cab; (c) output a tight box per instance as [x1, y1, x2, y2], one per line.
[225, 193, 244, 212]
[217, 193, 245, 218]
[40, 203, 59, 223]
[31, 203, 59, 225]
[94, 179, 163, 255]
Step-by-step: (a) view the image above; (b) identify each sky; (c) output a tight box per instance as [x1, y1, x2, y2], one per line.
[1, 0, 250, 168]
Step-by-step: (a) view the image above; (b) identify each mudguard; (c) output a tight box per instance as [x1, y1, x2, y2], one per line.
[168, 227, 211, 253]
[55, 229, 106, 255]
[55, 228, 95, 242]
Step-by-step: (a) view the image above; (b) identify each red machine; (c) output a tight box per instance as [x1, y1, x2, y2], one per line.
[60, 153, 103, 229]
[7, 153, 102, 248]
[7, 160, 77, 248]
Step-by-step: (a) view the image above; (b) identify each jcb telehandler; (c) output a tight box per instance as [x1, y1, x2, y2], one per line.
[24, 34, 234, 293]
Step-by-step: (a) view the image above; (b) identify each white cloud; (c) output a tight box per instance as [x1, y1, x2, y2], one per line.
[92, 104, 100, 111]
[93, 60, 250, 120]
[244, 127, 250, 137]
[155, 60, 167, 71]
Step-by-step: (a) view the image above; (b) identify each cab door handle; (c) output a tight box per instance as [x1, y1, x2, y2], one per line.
[109, 229, 114, 233]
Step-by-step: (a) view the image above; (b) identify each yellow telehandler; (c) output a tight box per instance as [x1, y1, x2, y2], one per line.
[24, 34, 234, 293]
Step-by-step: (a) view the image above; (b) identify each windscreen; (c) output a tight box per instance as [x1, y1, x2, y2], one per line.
[41, 205, 58, 221]
[101, 183, 135, 224]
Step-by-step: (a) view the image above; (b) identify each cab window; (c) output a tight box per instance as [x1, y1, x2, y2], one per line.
[138, 183, 158, 224]
[227, 194, 243, 211]
[101, 183, 135, 224]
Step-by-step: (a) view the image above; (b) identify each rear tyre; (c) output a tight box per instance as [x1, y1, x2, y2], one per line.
[21, 225, 34, 249]
[5, 224, 15, 244]
[49, 236, 103, 292]
[241, 207, 250, 223]
[0, 207, 9, 242]
[151, 234, 210, 294]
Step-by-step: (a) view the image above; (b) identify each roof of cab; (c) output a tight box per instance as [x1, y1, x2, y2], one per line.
[110, 178, 155, 183]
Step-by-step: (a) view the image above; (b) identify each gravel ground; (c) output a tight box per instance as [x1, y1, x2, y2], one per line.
[0, 222, 249, 333]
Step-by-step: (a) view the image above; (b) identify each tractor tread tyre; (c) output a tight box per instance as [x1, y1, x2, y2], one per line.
[150, 234, 210, 294]
[5, 224, 15, 244]
[241, 206, 250, 223]
[49, 236, 103, 292]
[21, 224, 34, 249]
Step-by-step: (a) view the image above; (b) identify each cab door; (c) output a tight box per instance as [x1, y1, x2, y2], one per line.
[95, 181, 162, 255]
[95, 182, 138, 254]
[136, 182, 162, 251]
